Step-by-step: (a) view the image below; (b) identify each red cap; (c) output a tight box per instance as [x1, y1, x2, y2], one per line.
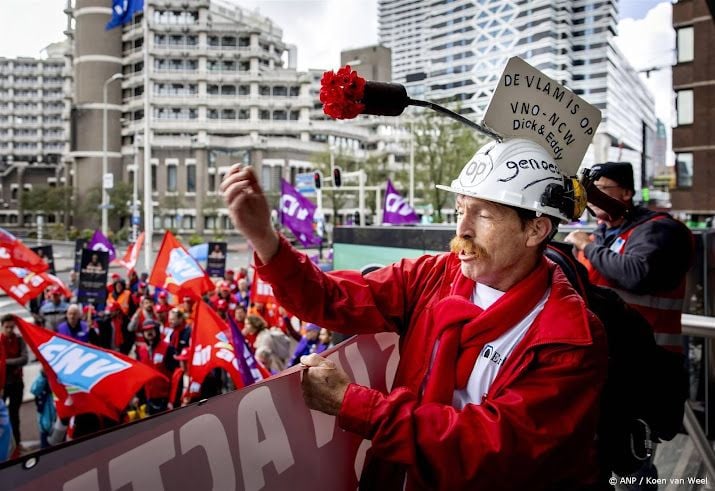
[216, 299, 228, 311]
[158, 291, 168, 299]
[111, 273, 121, 280]
[50, 286, 62, 295]
[225, 269, 234, 275]
[219, 282, 231, 292]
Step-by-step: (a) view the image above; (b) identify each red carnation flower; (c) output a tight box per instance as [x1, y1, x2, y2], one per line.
[320, 65, 366, 120]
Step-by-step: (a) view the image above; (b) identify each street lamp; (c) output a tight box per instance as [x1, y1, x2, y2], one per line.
[102, 72, 124, 235]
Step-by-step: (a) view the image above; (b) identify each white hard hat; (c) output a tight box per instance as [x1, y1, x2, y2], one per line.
[436, 138, 585, 223]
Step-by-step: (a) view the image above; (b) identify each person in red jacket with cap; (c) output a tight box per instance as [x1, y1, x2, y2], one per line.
[222, 138, 608, 490]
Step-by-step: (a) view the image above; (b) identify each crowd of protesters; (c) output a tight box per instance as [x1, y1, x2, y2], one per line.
[0, 264, 335, 454]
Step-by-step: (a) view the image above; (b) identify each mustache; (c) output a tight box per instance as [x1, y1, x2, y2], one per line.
[449, 236, 489, 258]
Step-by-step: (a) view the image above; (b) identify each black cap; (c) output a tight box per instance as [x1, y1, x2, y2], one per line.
[589, 162, 634, 191]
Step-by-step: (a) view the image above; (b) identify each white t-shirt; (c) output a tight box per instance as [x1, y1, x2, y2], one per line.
[451, 283, 549, 409]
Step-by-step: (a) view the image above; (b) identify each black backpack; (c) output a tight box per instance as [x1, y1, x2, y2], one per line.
[545, 243, 689, 475]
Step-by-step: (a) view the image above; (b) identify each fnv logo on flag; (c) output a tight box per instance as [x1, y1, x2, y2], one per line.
[280, 179, 321, 247]
[39, 337, 131, 392]
[383, 179, 419, 225]
[167, 248, 205, 283]
[15, 316, 167, 421]
[149, 231, 214, 299]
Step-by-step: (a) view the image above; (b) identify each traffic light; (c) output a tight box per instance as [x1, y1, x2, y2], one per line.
[313, 171, 322, 190]
[333, 166, 342, 188]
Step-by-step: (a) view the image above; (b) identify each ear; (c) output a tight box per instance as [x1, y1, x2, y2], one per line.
[622, 188, 635, 202]
[525, 217, 553, 248]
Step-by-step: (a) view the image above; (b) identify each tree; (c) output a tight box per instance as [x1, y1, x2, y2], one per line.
[108, 181, 133, 228]
[20, 185, 74, 237]
[21, 185, 73, 216]
[413, 110, 487, 222]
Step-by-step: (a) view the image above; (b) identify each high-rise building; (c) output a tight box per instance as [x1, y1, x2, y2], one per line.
[341, 45, 392, 82]
[378, 0, 656, 187]
[671, 0, 715, 215]
[0, 42, 71, 227]
[65, 0, 368, 232]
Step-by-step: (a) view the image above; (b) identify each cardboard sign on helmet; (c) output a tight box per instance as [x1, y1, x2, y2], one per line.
[437, 57, 600, 222]
[482, 57, 602, 177]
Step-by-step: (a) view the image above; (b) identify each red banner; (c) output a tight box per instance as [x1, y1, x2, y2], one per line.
[0, 268, 47, 304]
[250, 272, 277, 305]
[115, 232, 144, 271]
[188, 301, 247, 392]
[148, 231, 214, 299]
[0, 333, 400, 490]
[0, 228, 48, 273]
[15, 317, 168, 421]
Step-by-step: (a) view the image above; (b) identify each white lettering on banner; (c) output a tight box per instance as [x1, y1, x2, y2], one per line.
[256, 280, 274, 297]
[179, 414, 236, 490]
[345, 344, 371, 387]
[354, 440, 373, 481]
[375, 332, 400, 392]
[81, 358, 127, 378]
[385, 194, 413, 216]
[0, 247, 9, 259]
[10, 284, 29, 298]
[52, 349, 97, 375]
[280, 195, 310, 221]
[63, 469, 99, 491]
[91, 243, 109, 253]
[237, 386, 294, 491]
[109, 431, 176, 491]
[310, 352, 345, 448]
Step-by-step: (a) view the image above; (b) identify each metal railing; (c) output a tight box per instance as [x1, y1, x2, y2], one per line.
[682, 314, 715, 481]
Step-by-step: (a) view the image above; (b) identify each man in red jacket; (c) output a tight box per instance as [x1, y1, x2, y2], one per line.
[221, 138, 608, 490]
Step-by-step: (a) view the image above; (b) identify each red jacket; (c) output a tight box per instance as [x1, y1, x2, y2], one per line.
[258, 237, 608, 490]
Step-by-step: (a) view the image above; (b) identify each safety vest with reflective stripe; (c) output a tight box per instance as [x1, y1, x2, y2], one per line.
[576, 215, 686, 351]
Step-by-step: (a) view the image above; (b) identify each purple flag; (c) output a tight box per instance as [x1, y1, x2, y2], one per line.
[227, 316, 268, 386]
[383, 179, 419, 225]
[280, 179, 322, 247]
[87, 230, 117, 263]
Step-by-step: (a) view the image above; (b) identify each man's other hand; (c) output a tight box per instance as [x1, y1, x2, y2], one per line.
[300, 353, 350, 416]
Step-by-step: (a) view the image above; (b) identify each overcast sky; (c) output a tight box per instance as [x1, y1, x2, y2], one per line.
[0, 0, 674, 154]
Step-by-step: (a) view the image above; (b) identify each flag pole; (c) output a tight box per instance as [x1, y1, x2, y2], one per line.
[142, 3, 153, 269]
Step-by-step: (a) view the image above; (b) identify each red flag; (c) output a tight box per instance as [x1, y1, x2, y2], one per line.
[250, 270, 277, 305]
[148, 231, 214, 300]
[0, 228, 48, 273]
[115, 232, 144, 271]
[187, 301, 248, 395]
[0, 269, 72, 306]
[15, 316, 168, 421]
[42, 273, 72, 299]
[0, 268, 47, 304]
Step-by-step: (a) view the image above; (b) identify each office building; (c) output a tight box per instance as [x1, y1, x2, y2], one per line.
[378, 0, 657, 188]
[671, 0, 715, 214]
